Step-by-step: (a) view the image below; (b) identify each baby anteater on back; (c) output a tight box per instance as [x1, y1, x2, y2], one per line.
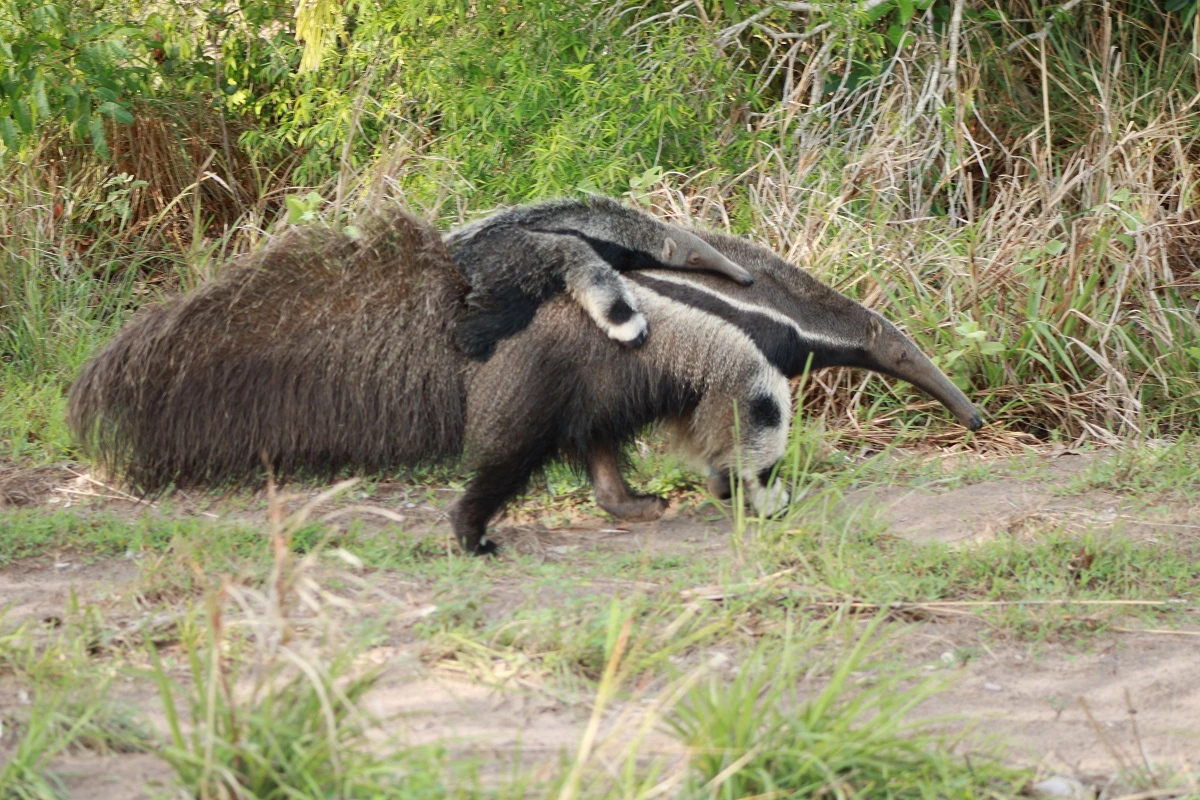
[445, 196, 753, 360]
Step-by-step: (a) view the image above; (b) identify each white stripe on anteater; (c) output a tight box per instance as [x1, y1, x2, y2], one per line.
[633, 270, 854, 353]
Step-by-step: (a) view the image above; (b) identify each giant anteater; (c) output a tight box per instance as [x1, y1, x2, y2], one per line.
[69, 204, 982, 554]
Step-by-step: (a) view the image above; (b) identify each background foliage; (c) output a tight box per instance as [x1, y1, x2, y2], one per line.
[2, 0, 1199, 462]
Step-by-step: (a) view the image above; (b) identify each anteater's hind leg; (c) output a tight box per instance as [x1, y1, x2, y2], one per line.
[456, 345, 570, 555]
[587, 442, 668, 522]
[451, 432, 556, 555]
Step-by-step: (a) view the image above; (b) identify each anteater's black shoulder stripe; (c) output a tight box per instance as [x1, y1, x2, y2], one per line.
[628, 273, 830, 375]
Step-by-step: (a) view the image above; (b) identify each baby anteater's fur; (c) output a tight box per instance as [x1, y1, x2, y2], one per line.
[446, 196, 753, 359]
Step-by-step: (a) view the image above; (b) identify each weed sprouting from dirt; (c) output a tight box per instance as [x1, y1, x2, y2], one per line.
[146, 478, 463, 799]
[667, 616, 1026, 799]
[0, 605, 159, 798]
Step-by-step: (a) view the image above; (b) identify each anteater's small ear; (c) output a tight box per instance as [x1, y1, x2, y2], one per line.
[869, 316, 883, 344]
[661, 237, 677, 261]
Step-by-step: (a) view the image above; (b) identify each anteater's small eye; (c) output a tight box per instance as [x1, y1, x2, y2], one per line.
[688, 254, 700, 265]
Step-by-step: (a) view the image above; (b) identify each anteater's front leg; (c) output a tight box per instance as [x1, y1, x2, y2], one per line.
[680, 379, 793, 518]
[587, 441, 668, 522]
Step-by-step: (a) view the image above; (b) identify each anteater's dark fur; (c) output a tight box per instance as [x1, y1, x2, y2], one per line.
[68, 210, 470, 491]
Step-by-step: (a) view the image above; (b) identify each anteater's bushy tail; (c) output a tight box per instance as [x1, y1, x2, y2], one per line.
[68, 209, 470, 492]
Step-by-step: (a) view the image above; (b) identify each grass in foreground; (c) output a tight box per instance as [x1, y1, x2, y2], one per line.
[1, 438, 1197, 795]
[149, 605, 463, 800]
[4, 478, 1024, 798]
[667, 617, 1025, 800]
[0, 606, 160, 799]
[1, 443, 1199, 796]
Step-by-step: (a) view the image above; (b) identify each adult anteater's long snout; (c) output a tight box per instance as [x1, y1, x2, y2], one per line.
[868, 324, 984, 431]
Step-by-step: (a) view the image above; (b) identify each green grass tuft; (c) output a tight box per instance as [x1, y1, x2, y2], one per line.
[668, 617, 1026, 799]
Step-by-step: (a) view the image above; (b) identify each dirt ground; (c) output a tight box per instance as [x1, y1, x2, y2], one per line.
[2, 450, 1198, 797]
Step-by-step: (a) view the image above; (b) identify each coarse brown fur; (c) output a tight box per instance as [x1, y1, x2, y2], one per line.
[68, 210, 470, 491]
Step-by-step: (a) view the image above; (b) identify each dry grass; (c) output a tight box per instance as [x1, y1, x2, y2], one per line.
[623, 5, 1200, 446]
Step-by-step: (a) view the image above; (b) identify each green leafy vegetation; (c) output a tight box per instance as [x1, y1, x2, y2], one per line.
[0, 0, 146, 156]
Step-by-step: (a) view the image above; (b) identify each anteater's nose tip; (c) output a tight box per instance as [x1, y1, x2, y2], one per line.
[727, 266, 754, 286]
[966, 412, 984, 432]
